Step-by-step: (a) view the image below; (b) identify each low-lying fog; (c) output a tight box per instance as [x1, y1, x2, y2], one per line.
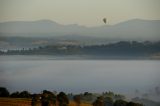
[0, 55, 160, 101]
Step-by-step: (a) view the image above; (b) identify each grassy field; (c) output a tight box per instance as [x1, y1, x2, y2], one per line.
[0, 97, 92, 106]
[0, 97, 31, 106]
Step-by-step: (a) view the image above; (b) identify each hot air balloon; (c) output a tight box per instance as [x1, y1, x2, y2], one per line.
[103, 18, 107, 24]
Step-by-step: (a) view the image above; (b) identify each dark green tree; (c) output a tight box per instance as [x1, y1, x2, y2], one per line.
[57, 92, 69, 106]
[41, 90, 56, 106]
[104, 96, 113, 106]
[19, 91, 31, 98]
[114, 94, 125, 100]
[114, 100, 127, 106]
[10, 91, 20, 98]
[93, 96, 105, 106]
[0, 87, 10, 97]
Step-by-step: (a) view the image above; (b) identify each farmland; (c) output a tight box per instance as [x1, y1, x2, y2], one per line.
[0, 97, 92, 106]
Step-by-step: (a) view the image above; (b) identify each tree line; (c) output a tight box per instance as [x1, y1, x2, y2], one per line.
[1, 41, 160, 58]
[0, 87, 143, 106]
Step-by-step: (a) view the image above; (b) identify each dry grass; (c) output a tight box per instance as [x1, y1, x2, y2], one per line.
[0, 97, 31, 106]
[0, 98, 92, 106]
[70, 101, 91, 106]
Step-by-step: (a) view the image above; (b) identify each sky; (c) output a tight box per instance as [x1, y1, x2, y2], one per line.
[0, 0, 160, 26]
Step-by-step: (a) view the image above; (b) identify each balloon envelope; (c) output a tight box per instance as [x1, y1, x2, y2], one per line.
[103, 18, 107, 24]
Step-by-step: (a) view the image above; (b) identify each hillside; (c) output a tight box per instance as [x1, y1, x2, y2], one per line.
[0, 19, 160, 41]
[2, 41, 160, 59]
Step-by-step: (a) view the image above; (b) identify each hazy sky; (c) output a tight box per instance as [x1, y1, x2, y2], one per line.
[0, 0, 160, 26]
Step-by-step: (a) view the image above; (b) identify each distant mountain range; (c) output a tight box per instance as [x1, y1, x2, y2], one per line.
[0, 19, 160, 50]
[0, 19, 160, 41]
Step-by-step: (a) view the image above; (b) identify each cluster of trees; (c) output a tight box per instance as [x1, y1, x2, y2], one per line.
[10, 91, 31, 98]
[0, 87, 69, 106]
[0, 87, 144, 106]
[93, 96, 143, 106]
[0, 87, 10, 97]
[102, 91, 125, 101]
[0, 87, 31, 98]
[1, 41, 160, 58]
[73, 92, 143, 106]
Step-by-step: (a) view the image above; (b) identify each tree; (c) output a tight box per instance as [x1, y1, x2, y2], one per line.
[57, 92, 69, 106]
[104, 97, 113, 106]
[82, 92, 93, 102]
[19, 91, 31, 98]
[41, 91, 50, 106]
[0, 87, 10, 97]
[114, 100, 127, 106]
[10, 91, 20, 98]
[114, 94, 125, 100]
[73, 95, 81, 106]
[114, 100, 143, 106]
[41, 90, 56, 106]
[126, 102, 143, 106]
[84, 92, 92, 96]
[93, 96, 105, 106]
[31, 94, 42, 106]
